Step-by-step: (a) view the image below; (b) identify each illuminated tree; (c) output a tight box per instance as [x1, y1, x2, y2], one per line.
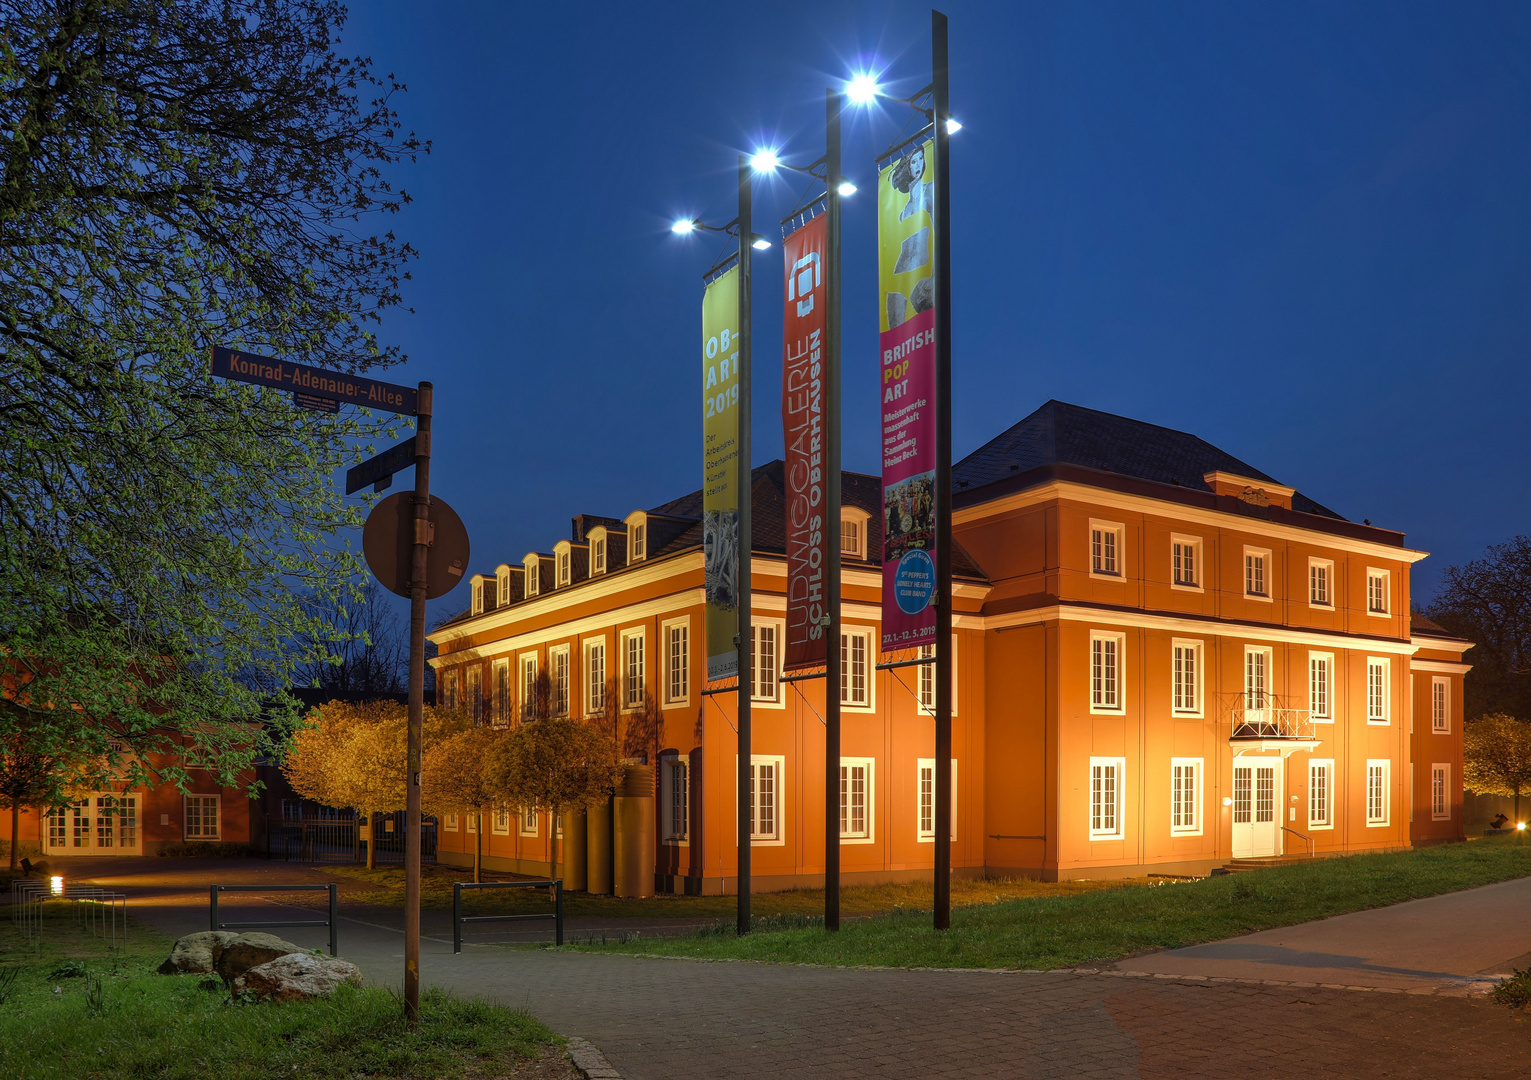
[422, 725, 505, 882]
[1464, 713, 1531, 826]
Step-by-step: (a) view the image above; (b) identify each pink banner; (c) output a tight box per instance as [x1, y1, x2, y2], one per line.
[781, 213, 829, 671]
[879, 308, 937, 651]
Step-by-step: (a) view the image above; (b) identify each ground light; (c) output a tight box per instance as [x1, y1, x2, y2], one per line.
[50, 875, 64, 895]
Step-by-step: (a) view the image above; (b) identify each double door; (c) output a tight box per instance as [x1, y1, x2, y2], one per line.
[44, 793, 142, 855]
[1231, 762, 1280, 859]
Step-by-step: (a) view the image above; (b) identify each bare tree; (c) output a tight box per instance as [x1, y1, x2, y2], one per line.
[1427, 536, 1531, 721]
[295, 579, 407, 695]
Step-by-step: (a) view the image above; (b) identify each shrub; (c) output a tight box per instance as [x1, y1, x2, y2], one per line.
[1492, 968, 1531, 1010]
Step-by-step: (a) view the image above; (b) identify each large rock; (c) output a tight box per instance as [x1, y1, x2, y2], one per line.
[232, 952, 362, 1002]
[214, 932, 305, 981]
[158, 931, 239, 975]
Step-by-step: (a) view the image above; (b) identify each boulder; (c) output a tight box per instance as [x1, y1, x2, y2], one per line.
[232, 952, 362, 1002]
[214, 932, 305, 981]
[158, 931, 240, 975]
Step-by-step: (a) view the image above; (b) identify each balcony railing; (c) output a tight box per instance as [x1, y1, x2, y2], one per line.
[1229, 702, 1315, 742]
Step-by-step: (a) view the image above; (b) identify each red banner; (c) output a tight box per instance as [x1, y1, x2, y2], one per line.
[781, 212, 829, 671]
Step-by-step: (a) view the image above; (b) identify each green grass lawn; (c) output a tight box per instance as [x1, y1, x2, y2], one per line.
[329, 862, 1130, 919]
[564, 835, 1531, 970]
[0, 906, 562, 1080]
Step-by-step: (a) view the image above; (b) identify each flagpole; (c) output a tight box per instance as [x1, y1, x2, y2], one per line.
[931, 7, 954, 933]
[824, 87, 844, 933]
[736, 153, 754, 937]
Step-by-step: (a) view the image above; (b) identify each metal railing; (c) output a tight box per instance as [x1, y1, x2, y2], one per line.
[1229, 703, 1315, 742]
[452, 879, 563, 952]
[1281, 827, 1315, 857]
[210, 883, 338, 956]
[10, 881, 127, 947]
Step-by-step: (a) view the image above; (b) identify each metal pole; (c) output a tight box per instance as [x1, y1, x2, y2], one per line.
[931, 9, 954, 932]
[736, 154, 754, 936]
[554, 879, 564, 946]
[824, 87, 844, 933]
[405, 380, 433, 1021]
[209, 884, 218, 932]
[328, 883, 338, 957]
[453, 882, 462, 954]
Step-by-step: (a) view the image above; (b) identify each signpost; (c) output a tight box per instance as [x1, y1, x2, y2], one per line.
[210, 345, 446, 1024]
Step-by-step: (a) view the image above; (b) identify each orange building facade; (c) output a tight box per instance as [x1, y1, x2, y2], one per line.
[429, 401, 1472, 888]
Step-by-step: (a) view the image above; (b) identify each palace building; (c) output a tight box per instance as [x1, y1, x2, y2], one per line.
[428, 400, 1472, 890]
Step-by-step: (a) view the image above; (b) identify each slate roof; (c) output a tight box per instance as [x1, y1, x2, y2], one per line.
[1410, 612, 1469, 642]
[952, 400, 1345, 520]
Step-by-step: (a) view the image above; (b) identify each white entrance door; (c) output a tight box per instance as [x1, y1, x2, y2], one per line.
[1231, 763, 1280, 858]
[44, 794, 142, 856]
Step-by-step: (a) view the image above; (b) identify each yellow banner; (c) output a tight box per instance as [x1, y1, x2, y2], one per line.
[702, 265, 741, 680]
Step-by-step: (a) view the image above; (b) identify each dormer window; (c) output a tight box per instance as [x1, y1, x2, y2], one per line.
[497, 570, 510, 605]
[632, 523, 646, 561]
[839, 507, 870, 560]
[557, 549, 571, 587]
[592, 535, 607, 574]
[524, 558, 539, 598]
[471, 577, 485, 615]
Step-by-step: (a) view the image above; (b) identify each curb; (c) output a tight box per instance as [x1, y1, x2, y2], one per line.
[568, 1036, 622, 1079]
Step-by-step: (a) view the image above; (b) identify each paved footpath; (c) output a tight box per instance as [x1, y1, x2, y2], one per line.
[43, 858, 1531, 1079]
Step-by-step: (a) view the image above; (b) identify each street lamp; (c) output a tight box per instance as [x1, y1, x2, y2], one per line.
[847, 72, 880, 105]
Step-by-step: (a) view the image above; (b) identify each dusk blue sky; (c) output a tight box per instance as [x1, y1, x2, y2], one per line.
[340, 1, 1531, 607]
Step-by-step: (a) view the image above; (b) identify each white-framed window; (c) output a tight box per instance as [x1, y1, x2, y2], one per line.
[520, 806, 539, 836]
[841, 509, 870, 559]
[1308, 558, 1333, 607]
[443, 812, 459, 832]
[592, 536, 607, 575]
[1244, 646, 1272, 711]
[556, 548, 571, 587]
[663, 618, 690, 706]
[1431, 764, 1450, 821]
[498, 570, 512, 606]
[1366, 759, 1390, 826]
[1171, 535, 1202, 589]
[839, 628, 873, 708]
[1170, 758, 1202, 836]
[631, 522, 646, 562]
[492, 659, 511, 726]
[1089, 758, 1124, 839]
[660, 755, 689, 842]
[549, 645, 570, 717]
[442, 668, 459, 711]
[1244, 547, 1271, 599]
[465, 664, 484, 724]
[1090, 521, 1123, 577]
[1366, 657, 1389, 723]
[184, 795, 220, 839]
[471, 577, 486, 615]
[839, 758, 875, 842]
[915, 637, 958, 715]
[1090, 632, 1124, 712]
[1171, 640, 1201, 715]
[1431, 677, 1450, 733]
[518, 654, 538, 718]
[525, 558, 540, 598]
[584, 639, 607, 715]
[622, 629, 646, 708]
[746, 755, 784, 844]
[1308, 759, 1333, 829]
[492, 806, 511, 835]
[465, 811, 477, 834]
[1366, 568, 1390, 615]
[916, 759, 957, 841]
[750, 621, 782, 703]
[1308, 652, 1333, 722]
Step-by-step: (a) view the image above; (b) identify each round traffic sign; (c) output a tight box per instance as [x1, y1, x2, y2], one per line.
[363, 492, 470, 600]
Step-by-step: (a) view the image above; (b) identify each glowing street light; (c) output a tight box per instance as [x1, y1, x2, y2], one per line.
[945, 117, 963, 134]
[750, 149, 780, 172]
[750, 235, 771, 250]
[671, 219, 697, 234]
[837, 180, 857, 197]
[846, 73, 880, 105]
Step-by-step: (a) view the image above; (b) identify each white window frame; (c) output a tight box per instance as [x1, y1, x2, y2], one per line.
[592, 536, 607, 575]
[518, 654, 538, 718]
[660, 754, 689, 844]
[662, 617, 690, 707]
[492, 658, 511, 727]
[841, 507, 870, 559]
[492, 805, 511, 835]
[1171, 639, 1202, 716]
[465, 664, 484, 725]
[1308, 557, 1334, 608]
[742, 754, 785, 845]
[1170, 534, 1203, 592]
[915, 636, 959, 716]
[1089, 520, 1124, 578]
[1308, 652, 1333, 722]
[1366, 657, 1390, 724]
[558, 548, 573, 587]
[1170, 758, 1203, 836]
[584, 638, 607, 715]
[497, 570, 512, 606]
[1308, 759, 1334, 830]
[442, 668, 459, 712]
[1244, 646, 1273, 711]
[1431, 677, 1450, 734]
[519, 805, 539, 837]
[839, 627, 875, 711]
[1090, 631, 1125, 714]
[184, 795, 220, 840]
[1366, 759, 1390, 826]
[1431, 763, 1450, 821]
[750, 619, 784, 706]
[443, 812, 459, 832]
[1243, 546, 1272, 601]
[471, 578, 485, 615]
[630, 521, 646, 562]
[465, 811, 477, 834]
[1366, 568, 1390, 616]
[621, 629, 646, 709]
[1088, 757, 1125, 840]
[916, 759, 957, 842]
[524, 557, 540, 597]
[548, 644, 571, 717]
[838, 758, 875, 843]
